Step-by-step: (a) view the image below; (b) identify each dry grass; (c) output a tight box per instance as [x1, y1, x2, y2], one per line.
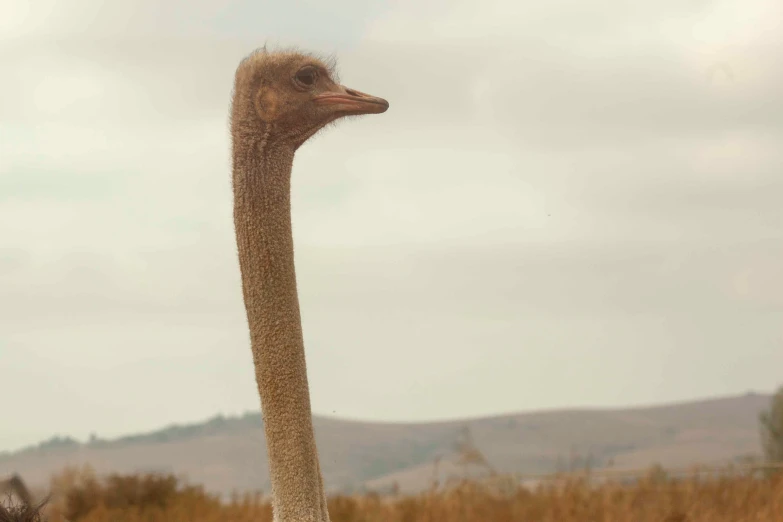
[0, 505, 45, 522]
[9, 465, 775, 522]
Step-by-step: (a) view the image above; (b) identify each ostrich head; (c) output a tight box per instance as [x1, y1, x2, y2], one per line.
[231, 49, 389, 150]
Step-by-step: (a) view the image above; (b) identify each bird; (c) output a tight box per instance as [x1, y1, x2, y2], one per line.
[0, 475, 33, 508]
[229, 48, 389, 522]
[0, 474, 44, 522]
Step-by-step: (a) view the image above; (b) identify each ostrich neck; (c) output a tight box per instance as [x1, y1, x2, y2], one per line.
[232, 135, 329, 522]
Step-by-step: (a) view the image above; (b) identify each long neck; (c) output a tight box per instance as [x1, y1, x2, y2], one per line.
[232, 132, 329, 522]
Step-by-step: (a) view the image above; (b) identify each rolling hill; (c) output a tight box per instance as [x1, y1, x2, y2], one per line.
[0, 392, 770, 497]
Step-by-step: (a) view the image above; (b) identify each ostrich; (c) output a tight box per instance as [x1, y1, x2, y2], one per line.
[0, 475, 33, 509]
[230, 48, 388, 521]
[0, 474, 44, 522]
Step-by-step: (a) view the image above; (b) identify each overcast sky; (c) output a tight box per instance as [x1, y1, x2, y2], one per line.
[1, 0, 782, 452]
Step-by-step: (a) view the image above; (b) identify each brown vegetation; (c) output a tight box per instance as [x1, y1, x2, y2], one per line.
[0, 504, 44, 522]
[0, 474, 45, 522]
[11, 465, 777, 522]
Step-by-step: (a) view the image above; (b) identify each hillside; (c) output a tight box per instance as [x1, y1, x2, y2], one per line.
[0, 392, 770, 497]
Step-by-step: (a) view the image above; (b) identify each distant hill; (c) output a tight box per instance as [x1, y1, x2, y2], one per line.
[0, 392, 770, 497]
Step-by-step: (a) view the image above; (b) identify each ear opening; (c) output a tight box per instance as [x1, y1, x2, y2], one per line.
[255, 84, 280, 122]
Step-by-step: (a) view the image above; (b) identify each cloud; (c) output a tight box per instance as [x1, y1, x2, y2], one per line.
[363, 0, 783, 147]
[1, 0, 782, 451]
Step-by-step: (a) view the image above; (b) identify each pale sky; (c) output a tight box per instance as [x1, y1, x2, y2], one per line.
[1, 0, 782, 453]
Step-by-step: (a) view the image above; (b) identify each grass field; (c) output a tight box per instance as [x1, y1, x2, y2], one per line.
[3, 464, 781, 522]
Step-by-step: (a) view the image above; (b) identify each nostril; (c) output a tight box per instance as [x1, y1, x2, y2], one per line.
[344, 88, 361, 97]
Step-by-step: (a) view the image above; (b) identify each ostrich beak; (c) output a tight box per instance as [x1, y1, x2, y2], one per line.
[313, 86, 389, 114]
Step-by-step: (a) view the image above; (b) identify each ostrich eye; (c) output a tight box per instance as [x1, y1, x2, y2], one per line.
[294, 66, 318, 88]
